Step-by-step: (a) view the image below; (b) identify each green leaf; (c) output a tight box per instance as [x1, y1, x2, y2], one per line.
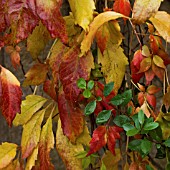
[75, 151, 87, 158]
[103, 82, 114, 97]
[113, 115, 131, 127]
[164, 138, 170, 147]
[110, 94, 124, 106]
[126, 128, 140, 136]
[84, 100, 97, 115]
[143, 122, 159, 131]
[123, 123, 135, 131]
[127, 106, 132, 115]
[87, 80, 94, 90]
[138, 110, 145, 125]
[96, 96, 102, 101]
[96, 110, 112, 124]
[77, 78, 86, 89]
[132, 114, 141, 130]
[141, 139, 152, 154]
[100, 161, 107, 170]
[82, 156, 91, 169]
[128, 139, 142, 151]
[146, 164, 154, 170]
[83, 89, 91, 98]
[121, 89, 132, 106]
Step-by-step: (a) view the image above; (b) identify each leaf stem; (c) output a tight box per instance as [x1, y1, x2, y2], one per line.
[46, 38, 58, 60]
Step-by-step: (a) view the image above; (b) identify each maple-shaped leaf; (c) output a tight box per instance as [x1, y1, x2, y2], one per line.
[0, 66, 22, 126]
[150, 11, 170, 43]
[81, 11, 127, 55]
[96, 21, 123, 54]
[25, 146, 38, 170]
[132, 0, 163, 24]
[0, 142, 18, 169]
[21, 109, 45, 159]
[68, 0, 95, 31]
[87, 126, 107, 156]
[38, 114, 54, 170]
[58, 89, 84, 143]
[23, 63, 49, 86]
[98, 45, 128, 93]
[59, 47, 94, 101]
[27, 22, 51, 60]
[13, 95, 47, 126]
[56, 119, 84, 170]
[36, 0, 68, 43]
[113, 0, 131, 22]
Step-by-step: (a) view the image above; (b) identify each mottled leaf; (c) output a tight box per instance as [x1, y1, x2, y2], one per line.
[138, 57, 152, 73]
[68, 0, 95, 31]
[13, 95, 47, 126]
[132, 0, 163, 24]
[150, 11, 170, 43]
[147, 85, 160, 95]
[21, 109, 45, 159]
[23, 63, 49, 86]
[153, 55, 166, 69]
[38, 114, 54, 170]
[0, 66, 22, 126]
[0, 142, 18, 169]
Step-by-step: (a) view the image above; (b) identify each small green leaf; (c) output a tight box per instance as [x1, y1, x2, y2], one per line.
[77, 78, 86, 89]
[87, 80, 94, 90]
[82, 156, 91, 169]
[110, 94, 124, 106]
[96, 96, 102, 101]
[121, 89, 132, 106]
[143, 122, 159, 131]
[83, 89, 91, 98]
[75, 151, 87, 158]
[96, 110, 112, 124]
[103, 82, 114, 97]
[127, 106, 132, 115]
[164, 138, 170, 147]
[100, 161, 107, 170]
[128, 139, 142, 151]
[126, 128, 140, 136]
[138, 110, 145, 125]
[84, 100, 96, 115]
[141, 139, 152, 154]
[113, 115, 131, 127]
[146, 165, 154, 170]
[132, 114, 141, 130]
[123, 123, 135, 131]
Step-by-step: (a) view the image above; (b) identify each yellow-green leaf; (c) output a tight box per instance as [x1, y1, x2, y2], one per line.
[0, 142, 18, 169]
[149, 11, 170, 43]
[25, 146, 38, 170]
[81, 11, 127, 56]
[56, 119, 83, 170]
[132, 0, 164, 24]
[27, 22, 51, 60]
[68, 0, 95, 31]
[21, 109, 45, 159]
[38, 114, 54, 170]
[98, 45, 128, 93]
[13, 95, 47, 126]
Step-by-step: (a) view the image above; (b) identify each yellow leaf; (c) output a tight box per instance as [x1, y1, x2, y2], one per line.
[150, 11, 170, 43]
[0, 142, 18, 169]
[68, 0, 95, 31]
[38, 114, 54, 170]
[98, 45, 128, 93]
[25, 146, 38, 170]
[27, 22, 51, 60]
[56, 119, 83, 170]
[1, 159, 21, 170]
[141, 102, 151, 118]
[13, 95, 47, 126]
[21, 109, 45, 159]
[81, 11, 127, 56]
[102, 149, 121, 170]
[132, 0, 164, 24]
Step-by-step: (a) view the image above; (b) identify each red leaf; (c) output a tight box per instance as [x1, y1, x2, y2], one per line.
[138, 92, 144, 106]
[145, 68, 155, 85]
[149, 35, 162, 54]
[36, 0, 68, 43]
[58, 90, 84, 143]
[107, 126, 123, 155]
[94, 102, 103, 116]
[113, 0, 131, 22]
[0, 66, 22, 126]
[147, 85, 160, 95]
[146, 93, 156, 108]
[152, 62, 164, 81]
[157, 49, 170, 66]
[87, 126, 107, 156]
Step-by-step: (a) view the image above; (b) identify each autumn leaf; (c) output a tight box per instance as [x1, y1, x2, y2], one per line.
[13, 95, 47, 126]
[0, 142, 18, 169]
[21, 109, 45, 159]
[113, 0, 131, 22]
[56, 119, 83, 170]
[38, 114, 54, 170]
[149, 11, 170, 43]
[1, 159, 23, 170]
[98, 45, 128, 93]
[27, 22, 51, 60]
[23, 63, 49, 86]
[58, 90, 84, 143]
[68, 0, 95, 31]
[36, 0, 68, 43]
[0, 66, 22, 126]
[81, 11, 127, 55]
[132, 0, 163, 24]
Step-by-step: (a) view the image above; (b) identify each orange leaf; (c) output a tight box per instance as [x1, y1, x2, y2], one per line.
[0, 66, 22, 126]
[152, 62, 164, 81]
[10, 51, 20, 70]
[138, 92, 145, 106]
[141, 102, 150, 118]
[145, 68, 155, 85]
[138, 57, 152, 73]
[147, 85, 160, 95]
